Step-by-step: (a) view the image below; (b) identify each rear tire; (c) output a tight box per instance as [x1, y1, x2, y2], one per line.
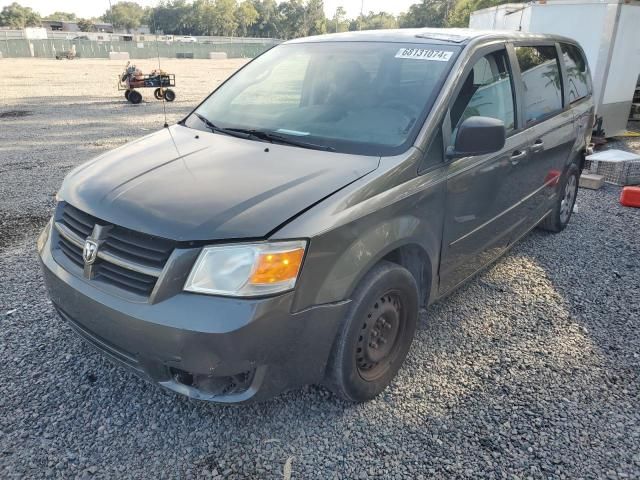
[538, 163, 579, 232]
[164, 89, 176, 102]
[128, 90, 142, 104]
[154, 88, 163, 100]
[124, 90, 131, 100]
[325, 261, 419, 402]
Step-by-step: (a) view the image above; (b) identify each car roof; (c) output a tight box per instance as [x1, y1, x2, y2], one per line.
[285, 28, 578, 46]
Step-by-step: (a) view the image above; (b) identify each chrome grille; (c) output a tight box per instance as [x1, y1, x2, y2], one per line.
[103, 226, 174, 270]
[54, 203, 175, 299]
[95, 261, 158, 296]
[61, 205, 93, 238]
[58, 233, 84, 268]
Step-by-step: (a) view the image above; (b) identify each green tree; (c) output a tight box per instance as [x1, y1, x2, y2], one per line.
[149, 0, 194, 35]
[248, 0, 281, 37]
[305, 0, 326, 36]
[77, 18, 94, 32]
[446, 0, 476, 27]
[358, 11, 397, 30]
[278, 0, 326, 39]
[43, 11, 77, 21]
[102, 1, 146, 32]
[191, 0, 216, 35]
[236, 0, 259, 36]
[0, 2, 40, 28]
[398, 0, 450, 28]
[278, 0, 305, 39]
[212, 0, 239, 36]
[327, 6, 348, 33]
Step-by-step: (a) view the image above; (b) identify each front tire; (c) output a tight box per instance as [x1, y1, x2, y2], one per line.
[325, 261, 419, 402]
[539, 163, 579, 233]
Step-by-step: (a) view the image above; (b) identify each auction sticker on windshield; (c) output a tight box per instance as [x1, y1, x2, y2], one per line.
[395, 48, 452, 61]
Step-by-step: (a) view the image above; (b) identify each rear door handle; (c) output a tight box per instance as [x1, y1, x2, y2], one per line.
[530, 139, 544, 152]
[510, 150, 527, 165]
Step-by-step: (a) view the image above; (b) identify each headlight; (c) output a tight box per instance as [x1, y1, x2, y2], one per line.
[37, 216, 53, 253]
[184, 241, 307, 297]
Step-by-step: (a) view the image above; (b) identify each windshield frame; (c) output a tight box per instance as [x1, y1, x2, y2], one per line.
[182, 41, 462, 157]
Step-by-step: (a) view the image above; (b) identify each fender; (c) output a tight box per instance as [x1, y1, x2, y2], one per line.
[280, 172, 448, 311]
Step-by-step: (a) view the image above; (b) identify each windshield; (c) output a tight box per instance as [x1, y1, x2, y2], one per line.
[187, 42, 460, 155]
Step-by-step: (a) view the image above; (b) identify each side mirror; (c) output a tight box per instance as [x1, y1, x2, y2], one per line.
[446, 116, 506, 158]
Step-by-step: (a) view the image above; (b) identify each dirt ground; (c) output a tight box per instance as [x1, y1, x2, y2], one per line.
[1, 58, 247, 100]
[0, 58, 247, 218]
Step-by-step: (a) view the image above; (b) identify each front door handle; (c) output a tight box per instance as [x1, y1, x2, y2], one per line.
[510, 150, 527, 165]
[530, 139, 545, 152]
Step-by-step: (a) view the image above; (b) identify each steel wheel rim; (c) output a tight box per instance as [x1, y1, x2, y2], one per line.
[560, 174, 577, 224]
[356, 291, 405, 382]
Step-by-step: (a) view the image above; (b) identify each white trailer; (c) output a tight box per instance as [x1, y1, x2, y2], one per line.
[470, 0, 640, 137]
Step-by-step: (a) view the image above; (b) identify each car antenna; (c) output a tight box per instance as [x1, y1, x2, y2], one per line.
[152, 8, 169, 128]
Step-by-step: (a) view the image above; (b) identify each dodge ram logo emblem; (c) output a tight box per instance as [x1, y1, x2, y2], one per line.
[82, 239, 99, 265]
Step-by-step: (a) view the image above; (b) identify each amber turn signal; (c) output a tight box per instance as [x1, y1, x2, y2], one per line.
[250, 248, 305, 285]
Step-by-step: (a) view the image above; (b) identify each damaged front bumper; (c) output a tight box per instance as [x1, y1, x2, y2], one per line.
[38, 228, 348, 403]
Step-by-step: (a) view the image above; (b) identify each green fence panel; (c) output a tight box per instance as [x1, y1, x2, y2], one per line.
[0, 38, 278, 59]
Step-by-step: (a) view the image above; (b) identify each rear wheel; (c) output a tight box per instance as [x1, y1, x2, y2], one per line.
[128, 90, 142, 104]
[154, 88, 163, 100]
[163, 89, 176, 102]
[538, 163, 579, 232]
[124, 90, 131, 100]
[325, 261, 418, 402]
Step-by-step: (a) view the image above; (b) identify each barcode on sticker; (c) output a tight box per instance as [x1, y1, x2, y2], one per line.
[395, 48, 452, 61]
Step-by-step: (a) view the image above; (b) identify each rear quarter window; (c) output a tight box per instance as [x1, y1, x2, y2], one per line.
[560, 43, 592, 103]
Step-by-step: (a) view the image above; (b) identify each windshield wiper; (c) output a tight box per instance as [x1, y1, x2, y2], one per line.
[193, 115, 335, 152]
[193, 113, 252, 140]
[224, 128, 336, 152]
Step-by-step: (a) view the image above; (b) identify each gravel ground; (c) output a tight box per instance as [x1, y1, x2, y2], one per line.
[608, 120, 640, 153]
[1, 59, 640, 479]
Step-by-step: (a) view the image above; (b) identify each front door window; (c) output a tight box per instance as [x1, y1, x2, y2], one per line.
[450, 49, 516, 140]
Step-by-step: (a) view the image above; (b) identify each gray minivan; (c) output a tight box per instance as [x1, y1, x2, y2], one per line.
[38, 28, 594, 403]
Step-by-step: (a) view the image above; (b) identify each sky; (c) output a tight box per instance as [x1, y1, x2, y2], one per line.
[1, 0, 418, 20]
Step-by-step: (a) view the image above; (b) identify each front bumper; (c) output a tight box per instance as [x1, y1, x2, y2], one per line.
[38, 226, 348, 403]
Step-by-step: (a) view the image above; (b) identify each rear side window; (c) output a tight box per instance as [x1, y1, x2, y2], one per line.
[515, 46, 563, 124]
[560, 43, 592, 103]
[450, 49, 516, 136]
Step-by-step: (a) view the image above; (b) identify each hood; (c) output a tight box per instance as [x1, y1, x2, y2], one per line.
[59, 125, 379, 241]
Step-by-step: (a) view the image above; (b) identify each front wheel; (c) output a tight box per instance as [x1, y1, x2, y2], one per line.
[325, 261, 419, 402]
[538, 163, 579, 232]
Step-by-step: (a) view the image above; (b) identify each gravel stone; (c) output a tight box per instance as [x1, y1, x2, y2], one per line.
[1, 58, 639, 479]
